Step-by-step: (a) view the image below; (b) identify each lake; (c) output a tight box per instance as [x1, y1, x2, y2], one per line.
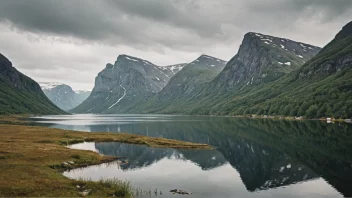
[28, 114, 352, 198]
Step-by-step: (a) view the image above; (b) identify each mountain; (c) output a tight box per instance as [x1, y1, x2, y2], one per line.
[130, 55, 227, 113]
[71, 55, 186, 113]
[95, 142, 227, 171]
[132, 33, 320, 115]
[39, 82, 91, 111]
[162, 55, 227, 95]
[192, 21, 352, 118]
[212, 32, 320, 89]
[211, 21, 352, 118]
[0, 54, 64, 115]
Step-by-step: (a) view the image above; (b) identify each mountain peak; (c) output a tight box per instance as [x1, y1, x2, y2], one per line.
[116, 54, 155, 66]
[199, 54, 225, 61]
[199, 54, 216, 59]
[211, 32, 321, 89]
[334, 20, 352, 40]
[0, 53, 12, 69]
[191, 55, 226, 66]
[245, 32, 320, 50]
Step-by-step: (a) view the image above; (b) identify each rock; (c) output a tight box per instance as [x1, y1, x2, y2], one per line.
[122, 159, 128, 164]
[68, 161, 75, 164]
[76, 184, 86, 189]
[78, 189, 91, 197]
[116, 160, 122, 164]
[170, 189, 193, 195]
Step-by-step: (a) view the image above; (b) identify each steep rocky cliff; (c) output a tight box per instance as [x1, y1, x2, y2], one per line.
[212, 32, 320, 89]
[71, 55, 186, 113]
[0, 53, 64, 115]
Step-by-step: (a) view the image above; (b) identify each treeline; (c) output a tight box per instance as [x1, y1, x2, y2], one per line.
[190, 69, 352, 119]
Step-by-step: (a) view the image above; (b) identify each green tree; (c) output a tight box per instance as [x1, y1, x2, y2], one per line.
[326, 105, 333, 117]
[306, 104, 318, 118]
[317, 104, 327, 118]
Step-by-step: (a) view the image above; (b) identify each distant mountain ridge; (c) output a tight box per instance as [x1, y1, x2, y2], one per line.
[73, 21, 351, 119]
[71, 54, 187, 113]
[0, 53, 64, 115]
[39, 82, 91, 111]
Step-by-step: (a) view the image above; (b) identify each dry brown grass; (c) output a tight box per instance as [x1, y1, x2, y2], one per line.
[0, 115, 30, 124]
[0, 124, 212, 197]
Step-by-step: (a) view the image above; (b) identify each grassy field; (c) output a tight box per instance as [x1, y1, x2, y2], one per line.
[0, 124, 212, 197]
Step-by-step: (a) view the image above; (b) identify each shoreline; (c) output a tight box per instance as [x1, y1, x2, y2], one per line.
[2, 113, 350, 125]
[0, 123, 212, 197]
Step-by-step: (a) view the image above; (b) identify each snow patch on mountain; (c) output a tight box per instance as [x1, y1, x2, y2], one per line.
[108, 85, 127, 109]
[39, 82, 63, 90]
[125, 57, 139, 62]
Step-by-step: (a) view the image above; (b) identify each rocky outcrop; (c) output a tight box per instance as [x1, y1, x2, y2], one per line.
[299, 54, 352, 78]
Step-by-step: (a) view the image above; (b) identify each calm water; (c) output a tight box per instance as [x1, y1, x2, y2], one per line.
[28, 114, 352, 198]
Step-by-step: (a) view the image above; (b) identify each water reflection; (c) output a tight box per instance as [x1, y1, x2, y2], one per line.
[29, 115, 352, 197]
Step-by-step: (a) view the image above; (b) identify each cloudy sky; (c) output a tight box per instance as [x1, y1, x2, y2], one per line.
[0, 0, 351, 90]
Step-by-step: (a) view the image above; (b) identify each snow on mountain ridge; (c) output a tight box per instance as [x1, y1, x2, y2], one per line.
[39, 82, 63, 90]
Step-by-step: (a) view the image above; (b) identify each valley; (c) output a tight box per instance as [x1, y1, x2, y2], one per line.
[0, 3, 351, 197]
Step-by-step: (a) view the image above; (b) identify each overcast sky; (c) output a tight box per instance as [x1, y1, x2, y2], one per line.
[0, 0, 351, 90]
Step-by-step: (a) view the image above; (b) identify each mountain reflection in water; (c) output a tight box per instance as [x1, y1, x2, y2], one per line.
[29, 115, 352, 197]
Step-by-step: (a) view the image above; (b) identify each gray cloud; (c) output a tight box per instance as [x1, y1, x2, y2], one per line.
[1, 0, 351, 47]
[0, 0, 351, 90]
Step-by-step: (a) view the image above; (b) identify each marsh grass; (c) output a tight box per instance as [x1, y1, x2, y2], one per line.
[75, 178, 157, 197]
[0, 123, 212, 197]
[99, 179, 133, 197]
